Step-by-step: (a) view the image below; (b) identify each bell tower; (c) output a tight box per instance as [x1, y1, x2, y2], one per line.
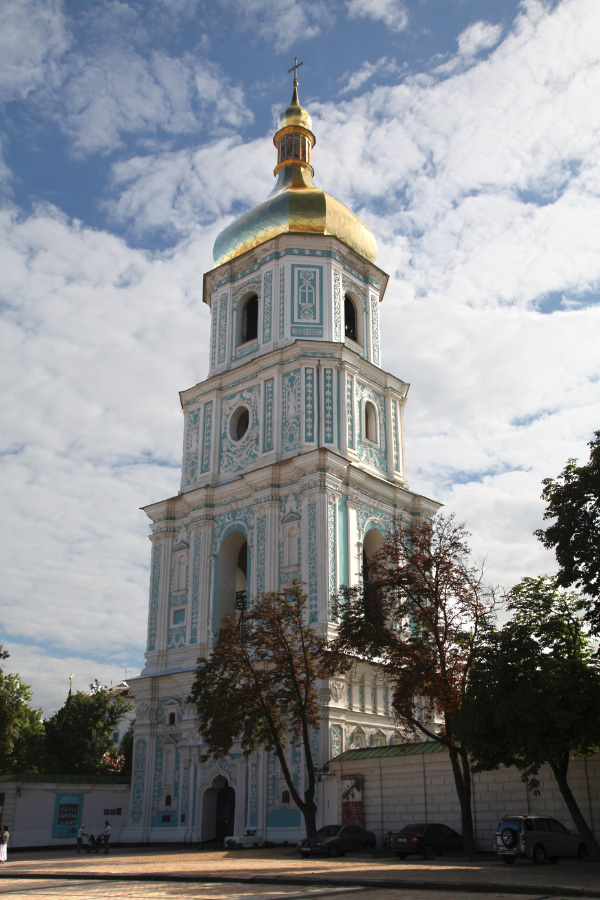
[126, 69, 440, 845]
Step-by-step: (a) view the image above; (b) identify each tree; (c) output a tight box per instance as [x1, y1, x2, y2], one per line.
[458, 576, 600, 860]
[43, 680, 132, 775]
[0, 646, 44, 774]
[119, 720, 135, 776]
[333, 514, 496, 856]
[535, 431, 600, 633]
[189, 582, 349, 837]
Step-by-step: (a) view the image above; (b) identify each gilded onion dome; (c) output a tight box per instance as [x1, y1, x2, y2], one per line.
[212, 79, 377, 267]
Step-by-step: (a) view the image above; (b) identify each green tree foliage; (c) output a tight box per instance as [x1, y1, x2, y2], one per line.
[0, 647, 44, 775]
[333, 514, 496, 856]
[43, 680, 132, 775]
[119, 720, 135, 776]
[189, 582, 349, 837]
[535, 431, 600, 633]
[459, 576, 600, 859]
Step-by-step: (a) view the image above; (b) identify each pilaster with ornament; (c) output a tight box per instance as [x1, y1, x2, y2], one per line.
[385, 390, 397, 480]
[327, 492, 339, 622]
[302, 492, 319, 623]
[345, 497, 360, 588]
[370, 291, 381, 366]
[322, 367, 335, 445]
[264, 499, 281, 593]
[146, 539, 161, 653]
[262, 269, 273, 345]
[303, 367, 315, 444]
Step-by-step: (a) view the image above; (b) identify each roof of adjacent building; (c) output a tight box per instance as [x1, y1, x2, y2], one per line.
[329, 741, 448, 763]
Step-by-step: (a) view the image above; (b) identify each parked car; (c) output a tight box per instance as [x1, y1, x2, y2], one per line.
[298, 824, 376, 857]
[390, 823, 463, 859]
[494, 815, 587, 864]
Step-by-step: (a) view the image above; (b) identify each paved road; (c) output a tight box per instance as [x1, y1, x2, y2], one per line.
[1, 847, 599, 900]
[0, 881, 580, 900]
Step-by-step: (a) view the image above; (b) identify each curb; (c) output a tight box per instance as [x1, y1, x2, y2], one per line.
[2, 871, 600, 898]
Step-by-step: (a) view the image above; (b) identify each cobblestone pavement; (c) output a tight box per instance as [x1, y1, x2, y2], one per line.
[1, 848, 599, 900]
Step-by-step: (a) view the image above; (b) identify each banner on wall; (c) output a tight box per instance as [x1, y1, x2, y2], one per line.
[341, 774, 365, 827]
[52, 792, 83, 838]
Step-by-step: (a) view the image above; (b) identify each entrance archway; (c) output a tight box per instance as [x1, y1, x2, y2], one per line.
[215, 783, 236, 841]
[200, 774, 236, 843]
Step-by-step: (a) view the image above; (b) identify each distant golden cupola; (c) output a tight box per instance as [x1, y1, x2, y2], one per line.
[212, 75, 377, 267]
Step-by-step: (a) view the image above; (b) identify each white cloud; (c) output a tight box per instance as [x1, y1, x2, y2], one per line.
[0, 204, 215, 715]
[224, 0, 333, 50]
[53, 51, 249, 156]
[106, 135, 273, 237]
[458, 21, 503, 57]
[0, 0, 69, 102]
[340, 57, 400, 94]
[346, 0, 409, 33]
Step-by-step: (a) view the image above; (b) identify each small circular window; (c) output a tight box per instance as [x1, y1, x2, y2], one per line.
[229, 406, 250, 441]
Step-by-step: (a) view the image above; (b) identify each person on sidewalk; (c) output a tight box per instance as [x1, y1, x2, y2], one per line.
[102, 820, 111, 854]
[76, 824, 87, 854]
[0, 825, 9, 863]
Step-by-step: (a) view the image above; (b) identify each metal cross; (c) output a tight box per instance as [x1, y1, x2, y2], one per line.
[288, 57, 304, 85]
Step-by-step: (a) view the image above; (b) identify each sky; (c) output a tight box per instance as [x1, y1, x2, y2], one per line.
[1, 0, 599, 717]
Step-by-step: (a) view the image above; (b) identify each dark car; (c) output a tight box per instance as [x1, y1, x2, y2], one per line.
[390, 823, 463, 859]
[298, 823, 376, 857]
[494, 815, 586, 864]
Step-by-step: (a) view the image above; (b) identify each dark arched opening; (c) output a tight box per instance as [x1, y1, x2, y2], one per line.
[344, 293, 358, 341]
[215, 531, 248, 634]
[240, 293, 258, 343]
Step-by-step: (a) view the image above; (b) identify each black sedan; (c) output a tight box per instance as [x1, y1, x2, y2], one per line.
[298, 824, 376, 857]
[390, 823, 463, 859]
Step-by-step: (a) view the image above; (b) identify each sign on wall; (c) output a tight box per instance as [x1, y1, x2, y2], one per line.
[52, 792, 83, 838]
[341, 774, 365, 827]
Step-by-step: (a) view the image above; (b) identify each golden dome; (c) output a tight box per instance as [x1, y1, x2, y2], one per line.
[212, 83, 377, 267]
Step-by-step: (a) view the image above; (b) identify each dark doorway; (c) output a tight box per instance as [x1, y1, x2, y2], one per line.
[215, 783, 235, 841]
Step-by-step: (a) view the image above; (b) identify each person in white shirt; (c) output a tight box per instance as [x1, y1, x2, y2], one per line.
[103, 820, 111, 854]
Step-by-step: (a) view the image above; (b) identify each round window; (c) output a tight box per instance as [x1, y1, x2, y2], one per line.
[229, 406, 250, 441]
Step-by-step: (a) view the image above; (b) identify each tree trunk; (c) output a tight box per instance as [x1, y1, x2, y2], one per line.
[550, 755, 600, 860]
[448, 746, 476, 857]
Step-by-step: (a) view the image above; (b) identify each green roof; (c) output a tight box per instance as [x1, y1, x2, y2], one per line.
[0, 773, 131, 785]
[329, 741, 447, 764]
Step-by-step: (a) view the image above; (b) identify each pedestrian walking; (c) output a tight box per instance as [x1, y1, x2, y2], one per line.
[0, 825, 9, 863]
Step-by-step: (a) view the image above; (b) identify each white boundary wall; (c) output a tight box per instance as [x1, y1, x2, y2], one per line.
[329, 751, 600, 849]
[0, 779, 131, 849]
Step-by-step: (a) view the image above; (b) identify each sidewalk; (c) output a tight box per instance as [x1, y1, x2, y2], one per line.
[1, 846, 599, 898]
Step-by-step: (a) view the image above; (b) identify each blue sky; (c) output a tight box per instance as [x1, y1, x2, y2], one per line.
[1, 0, 599, 716]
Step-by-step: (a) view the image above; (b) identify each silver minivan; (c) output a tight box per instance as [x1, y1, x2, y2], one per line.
[495, 815, 587, 864]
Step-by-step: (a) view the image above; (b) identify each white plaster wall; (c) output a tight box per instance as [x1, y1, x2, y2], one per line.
[331, 752, 600, 849]
[3, 781, 130, 849]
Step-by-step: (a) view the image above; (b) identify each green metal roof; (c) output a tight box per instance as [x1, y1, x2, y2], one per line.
[329, 741, 447, 764]
[0, 773, 131, 784]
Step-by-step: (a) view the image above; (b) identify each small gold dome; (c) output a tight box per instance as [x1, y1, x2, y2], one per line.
[213, 84, 376, 268]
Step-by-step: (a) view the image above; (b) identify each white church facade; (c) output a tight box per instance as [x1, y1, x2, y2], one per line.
[124, 73, 439, 845]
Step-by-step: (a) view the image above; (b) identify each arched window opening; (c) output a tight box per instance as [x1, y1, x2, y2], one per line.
[215, 531, 248, 635]
[282, 790, 290, 805]
[363, 527, 385, 589]
[168, 712, 176, 726]
[364, 400, 378, 443]
[165, 794, 172, 807]
[240, 293, 258, 344]
[344, 294, 358, 341]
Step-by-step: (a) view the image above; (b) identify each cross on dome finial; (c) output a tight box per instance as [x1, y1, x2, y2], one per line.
[287, 57, 303, 105]
[288, 57, 303, 86]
